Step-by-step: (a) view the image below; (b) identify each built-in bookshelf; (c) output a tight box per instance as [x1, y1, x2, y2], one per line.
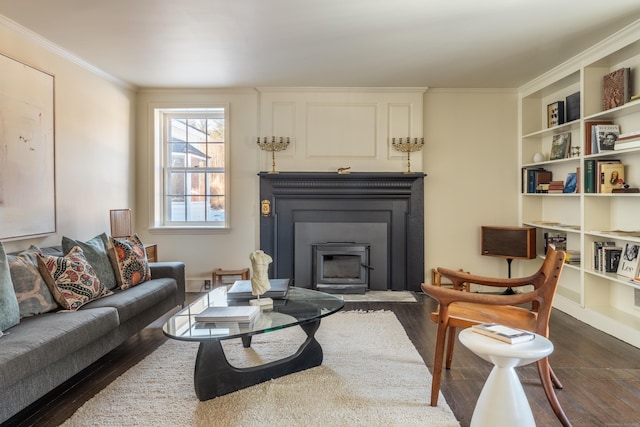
[518, 20, 640, 348]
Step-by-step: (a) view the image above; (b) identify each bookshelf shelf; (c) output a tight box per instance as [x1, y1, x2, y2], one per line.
[518, 20, 640, 348]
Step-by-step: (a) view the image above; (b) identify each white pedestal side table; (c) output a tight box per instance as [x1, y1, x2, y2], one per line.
[459, 328, 554, 427]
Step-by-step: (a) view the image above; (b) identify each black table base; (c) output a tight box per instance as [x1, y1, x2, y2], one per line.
[193, 319, 323, 401]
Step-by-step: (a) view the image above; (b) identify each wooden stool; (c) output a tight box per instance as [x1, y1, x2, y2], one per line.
[212, 268, 250, 287]
[431, 268, 471, 292]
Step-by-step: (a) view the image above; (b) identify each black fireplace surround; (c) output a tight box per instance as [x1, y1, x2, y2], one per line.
[259, 172, 425, 292]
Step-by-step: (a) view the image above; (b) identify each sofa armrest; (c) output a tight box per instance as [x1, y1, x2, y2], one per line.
[149, 262, 186, 307]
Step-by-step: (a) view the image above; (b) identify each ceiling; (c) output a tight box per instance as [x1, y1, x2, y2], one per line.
[1, 0, 640, 89]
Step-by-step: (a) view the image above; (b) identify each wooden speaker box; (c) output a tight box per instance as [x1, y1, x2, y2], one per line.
[481, 226, 536, 260]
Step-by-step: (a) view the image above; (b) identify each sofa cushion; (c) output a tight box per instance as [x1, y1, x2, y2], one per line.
[37, 246, 113, 311]
[8, 246, 59, 317]
[108, 234, 151, 290]
[62, 233, 118, 290]
[82, 277, 177, 323]
[0, 307, 119, 391]
[0, 243, 20, 331]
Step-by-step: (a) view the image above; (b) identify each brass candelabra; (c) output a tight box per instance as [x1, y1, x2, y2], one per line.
[391, 137, 424, 174]
[257, 136, 290, 173]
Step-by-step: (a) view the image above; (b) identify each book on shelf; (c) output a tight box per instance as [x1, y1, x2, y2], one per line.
[565, 92, 580, 122]
[564, 250, 581, 265]
[550, 132, 571, 160]
[524, 169, 552, 194]
[471, 323, 535, 344]
[618, 130, 640, 140]
[547, 101, 565, 127]
[614, 138, 640, 151]
[584, 120, 613, 155]
[584, 159, 596, 193]
[617, 243, 640, 279]
[602, 67, 631, 111]
[594, 124, 620, 152]
[602, 246, 622, 272]
[194, 305, 260, 323]
[593, 241, 616, 270]
[545, 232, 567, 254]
[612, 187, 640, 193]
[564, 173, 577, 193]
[547, 180, 565, 194]
[599, 162, 624, 193]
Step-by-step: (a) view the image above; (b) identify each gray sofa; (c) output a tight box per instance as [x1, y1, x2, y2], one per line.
[0, 245, 185, 424]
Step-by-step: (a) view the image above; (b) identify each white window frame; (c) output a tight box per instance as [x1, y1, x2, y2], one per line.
[151, 105, 230, 232]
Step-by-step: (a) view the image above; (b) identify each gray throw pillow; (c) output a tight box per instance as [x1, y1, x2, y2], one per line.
[62, 233, 118, 290]
[0, 242, 20, 331]
[8, 246, 58, 318]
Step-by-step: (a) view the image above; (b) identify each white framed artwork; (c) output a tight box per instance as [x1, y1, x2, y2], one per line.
[0, 53, 56, 240]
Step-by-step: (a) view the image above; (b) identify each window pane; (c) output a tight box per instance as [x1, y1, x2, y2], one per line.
[166, 196, 186, 222]
[208, 171, 225, 196]
[207, 143, 225, 168]
[167, 170, 186, 197]
[168, 142, 186, 167]
[186, 195, 206, 221]
[208, 196, 225, 222]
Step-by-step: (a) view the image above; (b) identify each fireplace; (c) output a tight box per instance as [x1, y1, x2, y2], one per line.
[259, 172, 425, 292]
[312, 242, 370, 294]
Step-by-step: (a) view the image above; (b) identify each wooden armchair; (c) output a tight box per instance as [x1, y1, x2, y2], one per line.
[421, 247, 571, 427]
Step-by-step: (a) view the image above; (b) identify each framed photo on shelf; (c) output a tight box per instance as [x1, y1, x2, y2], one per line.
[550, 132, 571, 160]
[616, 243, 640, 278]
[547, 101, 565, 128]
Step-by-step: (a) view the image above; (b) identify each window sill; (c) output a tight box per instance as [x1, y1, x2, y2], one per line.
[148, 226, 230, 235]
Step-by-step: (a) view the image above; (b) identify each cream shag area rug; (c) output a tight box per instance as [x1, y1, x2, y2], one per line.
[341, 290, 418, 303]
[62, 311, 458, 427]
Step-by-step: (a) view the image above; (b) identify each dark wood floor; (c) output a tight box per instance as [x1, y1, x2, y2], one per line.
[5, 292, 640, 427]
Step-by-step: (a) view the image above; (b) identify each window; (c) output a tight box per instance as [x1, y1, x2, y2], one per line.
[153, 107, 229, 229]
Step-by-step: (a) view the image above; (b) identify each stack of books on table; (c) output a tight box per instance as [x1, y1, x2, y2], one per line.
[471, 323, 535, 344]
[194, 305, 260, 325]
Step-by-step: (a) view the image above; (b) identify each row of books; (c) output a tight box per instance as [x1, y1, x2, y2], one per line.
[523, 169, 578, 194]
[584, 159, 625, 193]
[593, 241, 640, 278]
[593, 241, 622, 273]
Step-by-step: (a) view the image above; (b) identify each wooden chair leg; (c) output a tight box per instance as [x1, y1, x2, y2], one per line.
[550, 365, 564, 389]
[537, 357, 572, 427]
[445, 326, 457, 369]
[430, 321, 449, 406]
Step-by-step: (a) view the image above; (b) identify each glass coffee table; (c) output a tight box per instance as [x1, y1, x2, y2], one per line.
[163, 285, 344, 401]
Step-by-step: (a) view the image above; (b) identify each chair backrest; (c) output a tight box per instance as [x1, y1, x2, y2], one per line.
[525, 246, 566, 336]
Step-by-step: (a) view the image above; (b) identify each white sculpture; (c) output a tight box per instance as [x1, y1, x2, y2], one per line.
[249, 250, 272, 298]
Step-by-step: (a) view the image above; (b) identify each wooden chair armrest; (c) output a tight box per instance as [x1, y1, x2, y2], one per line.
[421, 282, 536, 307]
[437, 266, 535, 289]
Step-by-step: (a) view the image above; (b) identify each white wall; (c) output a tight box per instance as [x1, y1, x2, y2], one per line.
[424, 89, 520, 281]
[0, 17, 136, 253]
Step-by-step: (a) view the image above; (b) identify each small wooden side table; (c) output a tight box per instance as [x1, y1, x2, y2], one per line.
[459, 328, 554, 427]
[212, 268, 250, 287]
[144, 244, 158, 262]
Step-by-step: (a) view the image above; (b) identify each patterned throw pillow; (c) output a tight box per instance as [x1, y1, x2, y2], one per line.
[108, 234, 151, 290]
[7, 246, 59, 317]
[37, 246, 113, 311]
[62, 233, 118, 290]
[0, 242, 20, 331]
